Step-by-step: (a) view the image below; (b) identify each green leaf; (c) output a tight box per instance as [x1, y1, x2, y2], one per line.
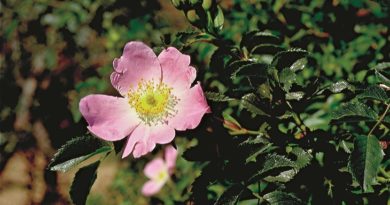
[264, 147, 312, 183]
[251, 44, 284, 55]
[357, 85, 388, 103]
[215, 183, 247, 205]
[228, 60, 253, 70]
[291, 147, 313, 169]
[350, 135, 384, 192]
[171, 0, 183, 9]
[331, 101, 378, 121]
[231, 63, 268, 80]
[49, 136, 111, 172]
[70, 161, 100, 205]
[328, 80, 354, 93]
[257, 83, 272, 99]
[187, 9, 201, 24]
[213, 6, 224, 31]
[202, 0, 213, 10]
[190, 161, 223, 202]
[206, 10, 214, 33]
[245, 143, 273, 164]
[241, 31, 280, 51]
[205, 91, 234, 102]
[373, 62, 390, 86]
[279, 68, 296, 92]
[248, 153, 295, 183]
[173, 30, 212, 47]
[263, 191, 302, 205]
[271, 48, 308, 69]
[241, 93, 269, 116]
[376, 71, 390, 87]
[228, 60, 252, 78]
[239, 135, 274, 164]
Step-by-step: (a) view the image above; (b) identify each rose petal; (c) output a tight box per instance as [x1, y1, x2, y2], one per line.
[144, 158, 167, 179]
[169, 82, 211, 131]
[122, 125, 144, 158]
[141, 180, 165, 196]
[150, 124, 176, 144]
[121, 124, 176, 158]
[164, 145, 178, 173]
[159, 47, 196, 90]
[111, 41, 162, 96]
[79, 94, 139, 141]
[133, 139, 156, 158]
[122, 125, 158, 158]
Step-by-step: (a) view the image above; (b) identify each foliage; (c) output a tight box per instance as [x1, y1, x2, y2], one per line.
[48, 135, 111, 172]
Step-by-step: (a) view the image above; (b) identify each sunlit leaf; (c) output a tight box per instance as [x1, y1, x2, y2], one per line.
[248, 153, 295, 183]
[286, 92, 305, 101]
[329, 80, 354, 93]
[263, 191, 302, 205]
[264, 147, 312, 183]
[239, 135, 269, 147]
[331, 101, 378, 121]
[264, 169, 297, 183]
[241, 93, 269, 116]
[373, 62, 390, 86]
[291, 147, 313, 169]
[289, 58, 307, 72]
[357, 85, 388, 103]
[49, 136, 111, 172]
[213, 6, 224, 31]
[279, 68, 296, 92]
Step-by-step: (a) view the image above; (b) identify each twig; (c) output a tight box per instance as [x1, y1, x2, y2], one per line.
[368, 103, 390, 137]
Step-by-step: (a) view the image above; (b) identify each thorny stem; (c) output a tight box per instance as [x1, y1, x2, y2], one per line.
[229, 129, 265, 136]
[257, 182, 261, 205]
[368, 103, 390, 137]
[287, 102, 308, 133]
[166, 178, 181, 200]
[252, 192, 264, 203]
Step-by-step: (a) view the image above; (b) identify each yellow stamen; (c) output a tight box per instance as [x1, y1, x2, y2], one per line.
[155, 170, 169, 182]
[128, 79, 178, 125]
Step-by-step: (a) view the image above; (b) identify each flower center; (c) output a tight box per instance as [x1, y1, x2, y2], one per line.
[154, 169, 169, 183]
[128, 79, 178, 125]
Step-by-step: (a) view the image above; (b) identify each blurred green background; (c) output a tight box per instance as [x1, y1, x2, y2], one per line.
[0, 0, 389, 204]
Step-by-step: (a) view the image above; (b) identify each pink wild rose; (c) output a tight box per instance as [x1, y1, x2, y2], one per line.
[79, 41, 210, 158]
[142, 145, 178, 196]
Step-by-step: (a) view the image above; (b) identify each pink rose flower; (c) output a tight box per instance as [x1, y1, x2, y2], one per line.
[141, 145, 178, 196]
[79, 41, 210, 158]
